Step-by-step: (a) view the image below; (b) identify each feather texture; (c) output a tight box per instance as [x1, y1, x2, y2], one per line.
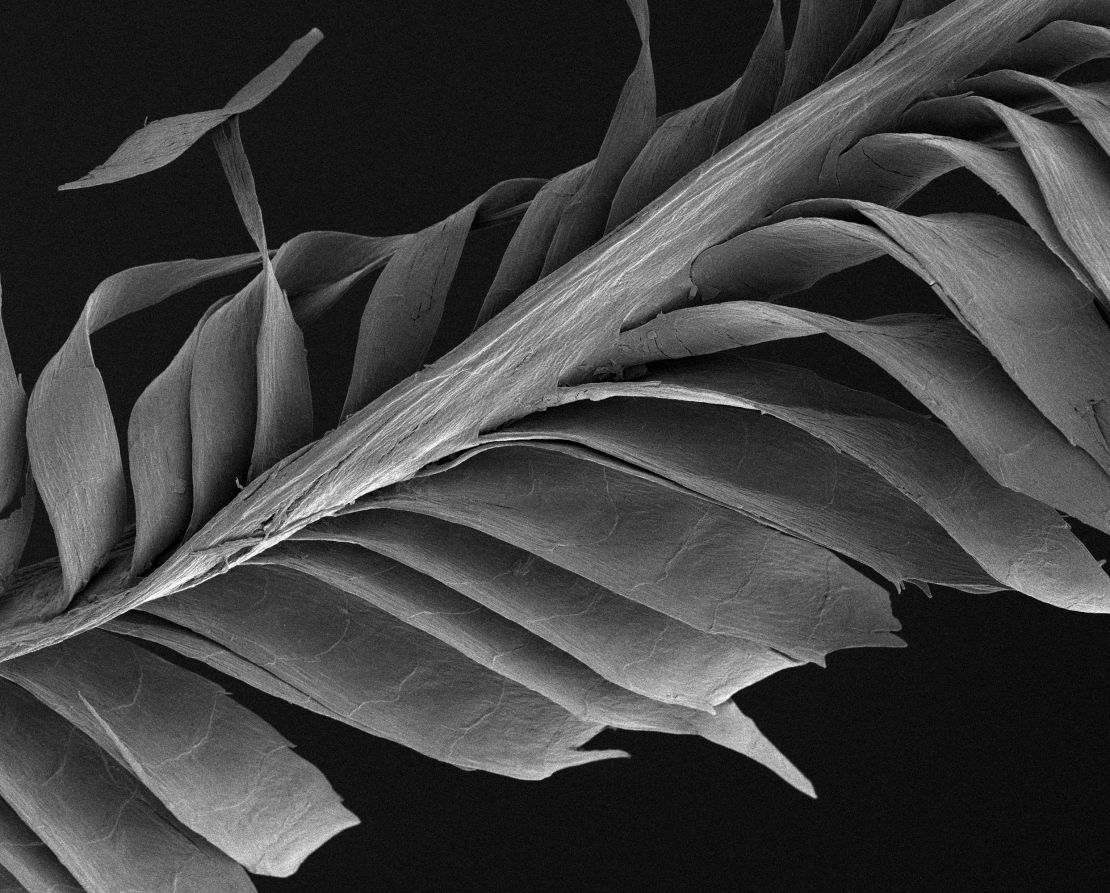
[2, 2, 1110, 888]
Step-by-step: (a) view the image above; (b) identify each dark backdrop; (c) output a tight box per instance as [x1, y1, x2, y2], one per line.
[2, 1, 1108, 890]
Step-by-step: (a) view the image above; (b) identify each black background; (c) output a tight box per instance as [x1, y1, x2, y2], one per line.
[2, 1, 1109, 890]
